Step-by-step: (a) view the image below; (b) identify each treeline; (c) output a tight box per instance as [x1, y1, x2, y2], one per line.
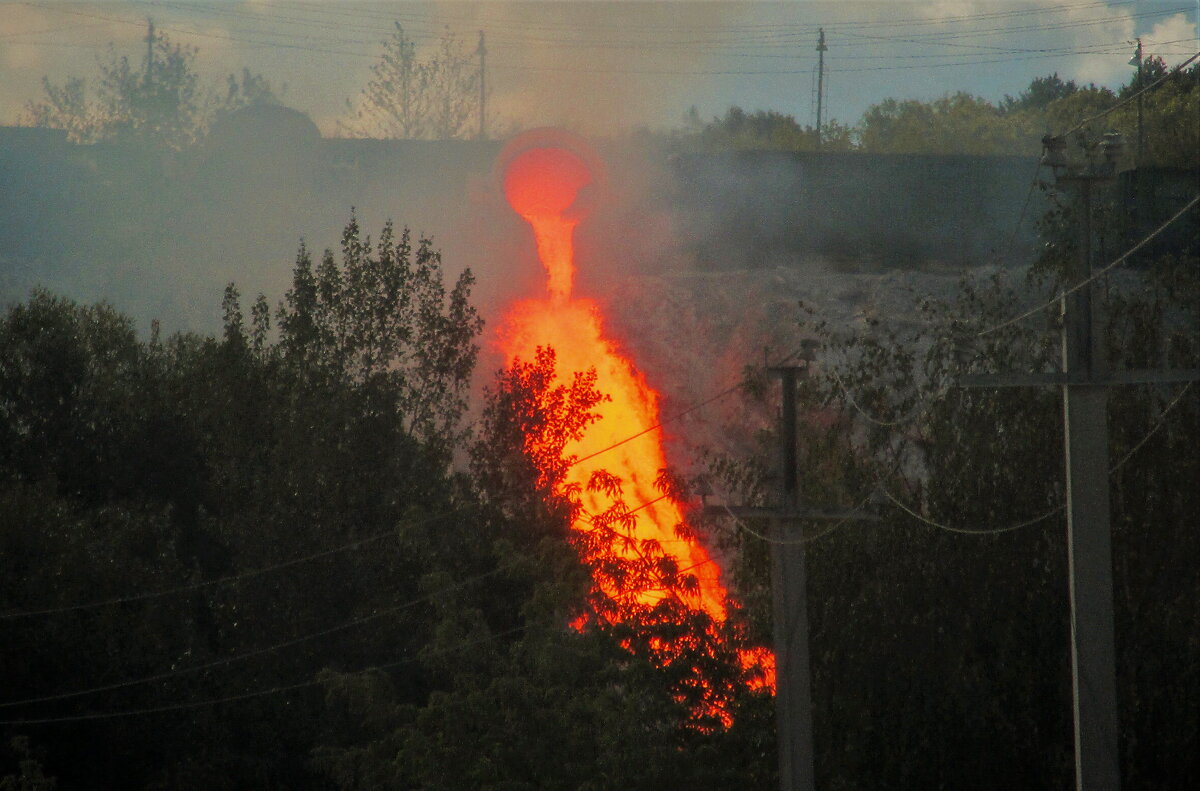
[21, 23, 482, 149]
[670, 62, 1199, 166]
[25, 22, 1199, 167]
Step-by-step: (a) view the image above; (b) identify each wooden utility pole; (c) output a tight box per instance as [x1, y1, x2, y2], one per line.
[815, 29, 827, 149]
[963, 133, 1198, 791]
[477, 30, 487, 141]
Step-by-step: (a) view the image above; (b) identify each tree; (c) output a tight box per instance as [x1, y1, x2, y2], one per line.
[1000, 72, 1081, 114]
[856, 91, 1035, 154]
[0, 216, 488, 788]
[314, 346, 777, 790]
[1113, 56, 1200, 167]
[22, 24, 278, 149]
[272, 216, 484, 455]
[342, 23, 481, 140]
[673, 105, 853, 152]
[210, 67, 281, 128]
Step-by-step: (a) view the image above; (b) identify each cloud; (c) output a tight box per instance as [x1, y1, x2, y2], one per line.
[1143, 12, 1199, 60]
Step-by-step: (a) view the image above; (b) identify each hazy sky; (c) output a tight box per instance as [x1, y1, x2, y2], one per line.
[2, 1, 1197, 136]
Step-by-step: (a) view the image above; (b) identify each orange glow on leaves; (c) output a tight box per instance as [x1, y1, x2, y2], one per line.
[496, 137, 775, 719]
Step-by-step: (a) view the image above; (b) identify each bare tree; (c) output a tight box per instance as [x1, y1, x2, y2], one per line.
[23, 26, 276, 150]
[343, 23, 480, 140]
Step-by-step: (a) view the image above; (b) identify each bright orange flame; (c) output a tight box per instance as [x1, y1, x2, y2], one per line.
[497, 134, 774, 704]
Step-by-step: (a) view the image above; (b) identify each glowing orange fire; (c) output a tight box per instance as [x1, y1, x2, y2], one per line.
[495, 130, 774, 705]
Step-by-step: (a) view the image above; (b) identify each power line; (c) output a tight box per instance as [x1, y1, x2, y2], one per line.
[0, 564, 507, 709]
[1107, 382, 1195, 475]
[569, 344, 809, 468]
[835, 7, 1189, 45]
[0, 625, 527, 726]
[825, 183, 1195, 422]
[19, 0, 1185, 73]
[488, 46, 1139, 77]
[878, 380, 1193, 535]
[0, 21, 109, 39]
[0, 507, 468, 620]
[795, 151, 1040, 429]
[569, 385, 740, 467]
[0, 353, 790, 621]
[827, 367, 932, 429]
[0, 345, 810, 622]
[260, 0, 1129, 37]
[238, 6, 1183, 49]
[716, 494, 877, 546]
[709, 367, 1176, 540]
[0, 483, 765, 719]
[21, 2, 385, 58]
[976, 193, 1200, 338]
[883, 491, 1065, 535]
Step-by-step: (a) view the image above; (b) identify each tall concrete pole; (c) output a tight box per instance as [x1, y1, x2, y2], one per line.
[962, 133, 1197, 790]
[1059, 170, 1121, 791]
[815, 29, 827, 149]
[477, 31, 487, 141]
[144, 18, 155, 84]
[710, 352, 877, 789]
[770, 366, 816, 791]
[1134, 38, 1144, 163]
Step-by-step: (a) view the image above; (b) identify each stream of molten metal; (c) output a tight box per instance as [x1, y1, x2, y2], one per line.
[497, 140, 774, 697]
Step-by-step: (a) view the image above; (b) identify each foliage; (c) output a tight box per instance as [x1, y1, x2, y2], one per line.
[671, 63, 1197, 165]
[316, 344, 776, 789]
[209, 68, 281, 128]
[273, 216, 483, 455]
[676, 105, 853, 152]
[999, 71, 1083, 114]
[856, 91, 1039, 154]
[342, 23, 481, 140]
[851, 61, 1197, 164]
[0, 737, 56, 791]
[0, 216, 486, 788]
[22, 27, 278, 150]
[1111, 56, 1200, 167]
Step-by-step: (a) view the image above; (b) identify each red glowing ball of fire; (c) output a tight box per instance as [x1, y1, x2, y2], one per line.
[504, 146, 591, 218]
[496, 128, 605, 221]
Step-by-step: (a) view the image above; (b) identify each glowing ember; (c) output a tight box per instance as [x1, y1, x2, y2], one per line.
[496, 130, 774, 704]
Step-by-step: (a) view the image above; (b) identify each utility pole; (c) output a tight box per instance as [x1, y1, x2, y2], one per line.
[1057, 141, 1121, 791]
[770, 364, 815, 791]
[144, 17, 155, 85]
[815, 29, 827, 149]
[1134, 38, 1144, 163]
[477, 30, 487, 141]
[963, 133, 1198, 791]
[707, 342, 877, 791]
